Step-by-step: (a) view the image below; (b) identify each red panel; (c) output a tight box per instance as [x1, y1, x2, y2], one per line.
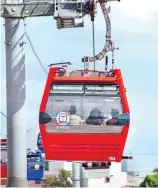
[0, 166, 7, 178]
[39, 68, 130, 162]
[0, 139, 7, 146]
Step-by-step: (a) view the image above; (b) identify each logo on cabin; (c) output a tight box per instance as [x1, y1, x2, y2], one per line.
[56, 112, 70, 126]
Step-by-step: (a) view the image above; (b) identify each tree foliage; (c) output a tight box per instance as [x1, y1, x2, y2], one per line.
[153, 168, 158, 173]
[42, 169, 72, 187]
[140, 172, 158, 187]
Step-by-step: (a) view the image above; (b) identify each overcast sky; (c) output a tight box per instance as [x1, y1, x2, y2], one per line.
[1, 0, 158, 159]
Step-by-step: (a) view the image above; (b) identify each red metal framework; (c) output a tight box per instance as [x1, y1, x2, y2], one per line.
[39, 68, 130, 162]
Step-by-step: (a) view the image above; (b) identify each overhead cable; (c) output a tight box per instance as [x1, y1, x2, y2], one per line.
[24, 22, 48, 75]
[25, 32, 48, 75]
[0, 111, 7, 118]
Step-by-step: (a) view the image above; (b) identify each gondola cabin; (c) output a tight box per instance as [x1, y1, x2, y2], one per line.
[27, 150, 44, 180]
[39, 67, 130, 162]
[37, 133, 44, 153]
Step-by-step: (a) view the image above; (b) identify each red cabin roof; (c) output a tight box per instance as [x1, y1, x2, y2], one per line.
[39, 68, 130, 162]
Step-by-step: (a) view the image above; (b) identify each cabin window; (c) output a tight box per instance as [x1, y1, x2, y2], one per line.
[0, 150, 7, 165]
[27, 156, 41, 161]
[45, 83, 128, 134]
[27, 155, 43, 170]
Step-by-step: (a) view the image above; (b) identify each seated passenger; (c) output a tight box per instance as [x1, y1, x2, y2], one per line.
[106, 109, 130, 126]
[69, 105, 82, 125]
[106, 109, 120, 125]
[86, 108, 104, 125]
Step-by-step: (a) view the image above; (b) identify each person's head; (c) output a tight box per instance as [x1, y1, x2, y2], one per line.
[86, 108, 103, 125]
[111, 109, 119, 118]
[89, 108, 102, 119]
[69, 105, 76, 115]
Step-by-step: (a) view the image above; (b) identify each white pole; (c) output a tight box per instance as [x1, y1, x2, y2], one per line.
[5, 17, 28, 186]
[92, 20, 95, 71]
[72, 162, 81, 187]
[80, 164, 88, 187]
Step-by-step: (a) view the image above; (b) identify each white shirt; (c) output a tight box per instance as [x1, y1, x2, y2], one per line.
[69, 114, 82, 125]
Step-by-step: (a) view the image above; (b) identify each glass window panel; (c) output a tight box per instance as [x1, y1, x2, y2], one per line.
[27, 155, 43, 169]
[70, 71, 82, 76]
[45, 83, 126, 134]
[27, 155, 41, 161]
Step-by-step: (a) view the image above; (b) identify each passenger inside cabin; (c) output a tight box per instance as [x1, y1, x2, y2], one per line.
[86, 108, 105, 125]
[106, 109, 120, 125]
[106, 109, 130, 126]
[69, 105, 82, 125]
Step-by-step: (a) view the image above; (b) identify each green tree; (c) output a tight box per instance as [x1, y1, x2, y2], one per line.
[153, 168, 158, 173]
[42, 169, 72, 187]
[140, 172, 158, 187]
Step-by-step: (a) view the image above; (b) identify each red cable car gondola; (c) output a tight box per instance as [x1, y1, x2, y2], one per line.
[0, 139, 7, 179]
[39, 67, 130, 162]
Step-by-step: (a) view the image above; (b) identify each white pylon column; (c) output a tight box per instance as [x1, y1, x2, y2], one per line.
[80, 164, 88, 187]
[5, 17, 28, 187]
[72, 162, 81, 187]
